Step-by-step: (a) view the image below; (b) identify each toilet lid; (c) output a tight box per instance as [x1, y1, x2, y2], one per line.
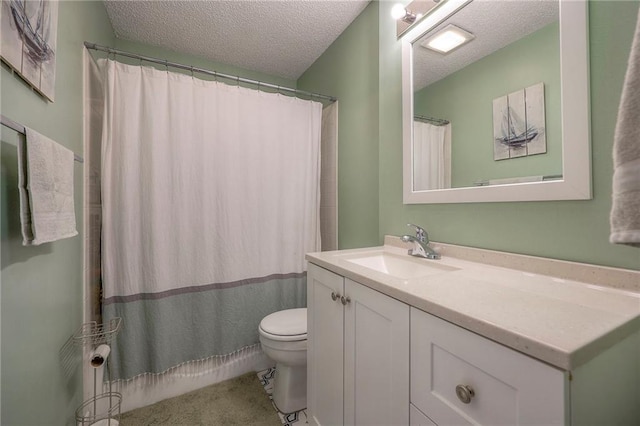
[259, 308, 307, 339]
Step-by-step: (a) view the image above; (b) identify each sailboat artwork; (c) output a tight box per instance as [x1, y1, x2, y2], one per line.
[492, 83, 546, 160]
[1, 0, 59, 101]
[496, 107, 538, 147]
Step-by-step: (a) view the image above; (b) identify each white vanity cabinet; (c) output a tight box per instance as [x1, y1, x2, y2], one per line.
[306, 244, 640, 426]
[307, 263, 410, 426]
[410, 308, 567, 425]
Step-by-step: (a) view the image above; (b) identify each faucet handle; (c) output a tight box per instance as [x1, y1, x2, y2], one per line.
[407, 223, 428, 242]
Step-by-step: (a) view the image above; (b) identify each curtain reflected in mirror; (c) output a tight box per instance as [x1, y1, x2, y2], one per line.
[413, 119, 451, 190]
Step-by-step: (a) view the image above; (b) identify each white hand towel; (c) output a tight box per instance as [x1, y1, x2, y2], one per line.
[17, 128, 78, 246]
[611, 8, 640, 248]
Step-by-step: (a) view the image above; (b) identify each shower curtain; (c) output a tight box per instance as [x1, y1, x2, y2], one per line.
[100, 59, 322, 381]
[413, 121, 452, 190]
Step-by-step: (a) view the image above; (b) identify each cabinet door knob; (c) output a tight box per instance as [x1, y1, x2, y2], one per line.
[455, 384, 475, 404]
[340, 295, 351, 305]
[331, 292, 340, 301]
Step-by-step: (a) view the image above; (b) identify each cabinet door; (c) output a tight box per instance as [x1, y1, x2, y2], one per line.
[410, 404, 437, 426]
[344, 279, 410, 426]
[411, 308, 567, 426]
[307, 264, 345, 426]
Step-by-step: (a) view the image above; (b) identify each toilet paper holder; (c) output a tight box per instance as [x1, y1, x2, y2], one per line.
[72, 318, 123, 426]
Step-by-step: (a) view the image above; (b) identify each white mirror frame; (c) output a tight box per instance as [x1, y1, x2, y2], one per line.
[402, 0, 591, 204]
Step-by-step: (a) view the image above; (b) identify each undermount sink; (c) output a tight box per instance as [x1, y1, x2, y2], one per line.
[344, 251, 458, 279]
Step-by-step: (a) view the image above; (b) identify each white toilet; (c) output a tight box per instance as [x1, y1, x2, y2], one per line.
[258, 308, 307, 414]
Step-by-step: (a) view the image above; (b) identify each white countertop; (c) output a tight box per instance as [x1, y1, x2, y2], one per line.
[306, 241, 640, 370]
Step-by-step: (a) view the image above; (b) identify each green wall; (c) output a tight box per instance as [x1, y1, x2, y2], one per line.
[378, 0, 640, 271]
[0, 2, 115, 424]
[414, 22, 562, 187]
[298, 1, 380, 249]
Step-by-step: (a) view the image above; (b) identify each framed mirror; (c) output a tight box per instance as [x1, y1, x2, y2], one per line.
[401, 0, 591, 203]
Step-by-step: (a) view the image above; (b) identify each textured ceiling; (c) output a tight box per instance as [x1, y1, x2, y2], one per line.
[103, 0, 370, 81]
[413, 0, 559, 91]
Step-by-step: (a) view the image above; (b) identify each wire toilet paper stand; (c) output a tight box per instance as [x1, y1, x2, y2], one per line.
[73, 318, 122, 426]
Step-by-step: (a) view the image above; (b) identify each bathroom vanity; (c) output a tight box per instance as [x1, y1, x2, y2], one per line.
[306, 238, 640, 426]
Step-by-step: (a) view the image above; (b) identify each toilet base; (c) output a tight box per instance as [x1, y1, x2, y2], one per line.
[272, 363, 307, 414]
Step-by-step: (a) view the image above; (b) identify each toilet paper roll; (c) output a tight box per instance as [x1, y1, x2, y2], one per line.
[90, 344, 111, 368]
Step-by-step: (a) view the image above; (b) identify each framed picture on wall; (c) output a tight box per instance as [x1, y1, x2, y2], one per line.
[1, 0, 59, 102]
[492, 83, 546, 160]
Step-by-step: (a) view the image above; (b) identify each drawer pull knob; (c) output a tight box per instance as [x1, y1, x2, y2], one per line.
[341, 295, 351, 305]
[331, 292, 340, 301]
[455, 385, 475, 404]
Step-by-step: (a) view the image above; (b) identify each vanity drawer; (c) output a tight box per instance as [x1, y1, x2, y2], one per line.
[410, 308, 567, 425]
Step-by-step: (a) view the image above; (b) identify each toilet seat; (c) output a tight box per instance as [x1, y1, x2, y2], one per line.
[259, 308, 307, 342]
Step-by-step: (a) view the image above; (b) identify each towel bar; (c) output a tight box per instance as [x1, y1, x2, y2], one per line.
[1, 114, 84, 163]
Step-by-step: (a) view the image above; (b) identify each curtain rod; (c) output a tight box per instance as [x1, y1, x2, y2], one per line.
[1, 114, 84, 163]
[84, 42, 337, 103]
[414, 115, 450, 126]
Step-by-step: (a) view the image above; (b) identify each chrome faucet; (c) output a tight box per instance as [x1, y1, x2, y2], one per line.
[401, 223, 440, 260]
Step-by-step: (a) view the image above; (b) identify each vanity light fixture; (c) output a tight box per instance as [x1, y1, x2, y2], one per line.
[421, 24, 475, 54]
[391, 3, 420, 24]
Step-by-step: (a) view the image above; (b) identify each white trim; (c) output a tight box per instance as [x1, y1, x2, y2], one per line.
[402, 0, 591, 204]
[81, 47, 92, 403]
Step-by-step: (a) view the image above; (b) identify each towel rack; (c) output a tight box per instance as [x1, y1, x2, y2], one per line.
[1, 114, 84, 163]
